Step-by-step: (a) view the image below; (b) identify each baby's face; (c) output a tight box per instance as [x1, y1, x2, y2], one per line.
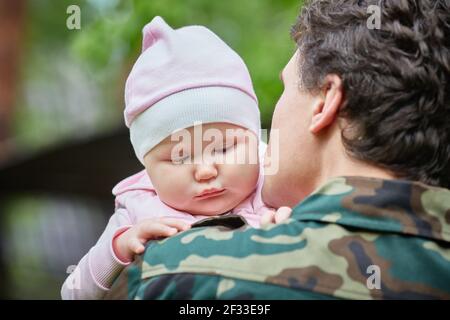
[144, 123, 260, 215]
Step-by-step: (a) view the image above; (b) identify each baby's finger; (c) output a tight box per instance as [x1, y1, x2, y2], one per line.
[274, 206, 292, 224]
[139, 222, 178, 239]
[158, 218, 191, 231]
[129, 238, 145, 254]
[260, 210, 276, 227]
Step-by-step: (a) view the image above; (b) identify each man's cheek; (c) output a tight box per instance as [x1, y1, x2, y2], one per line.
[261, 176, 280, 208]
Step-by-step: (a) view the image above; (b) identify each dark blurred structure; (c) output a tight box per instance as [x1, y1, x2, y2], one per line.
[0, 128, 141, 298]
[0, 128, 140, 200]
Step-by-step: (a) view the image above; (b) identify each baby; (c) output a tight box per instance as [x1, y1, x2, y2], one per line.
[61, 16, 275, 299]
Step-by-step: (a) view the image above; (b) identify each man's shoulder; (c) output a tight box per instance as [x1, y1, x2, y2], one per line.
[110, 177, 450, 300]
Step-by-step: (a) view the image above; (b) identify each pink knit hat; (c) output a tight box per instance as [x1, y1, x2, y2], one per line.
[125, 16, 261, 163]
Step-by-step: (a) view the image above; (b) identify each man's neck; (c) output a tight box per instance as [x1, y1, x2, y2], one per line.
[319, 156, 396, 187]
[312, 126, 396, 196]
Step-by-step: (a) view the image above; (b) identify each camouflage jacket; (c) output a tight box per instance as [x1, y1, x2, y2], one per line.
[107, 176, 450, 299]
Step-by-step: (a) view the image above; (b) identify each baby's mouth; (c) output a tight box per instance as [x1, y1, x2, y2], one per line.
[194, 188, 226, 200]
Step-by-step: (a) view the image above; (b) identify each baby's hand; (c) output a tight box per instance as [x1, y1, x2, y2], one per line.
[260, 206, 292, 227]
[113, 218, 191, 263]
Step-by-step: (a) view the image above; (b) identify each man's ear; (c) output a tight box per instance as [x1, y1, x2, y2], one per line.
[309, 74, 344, 134]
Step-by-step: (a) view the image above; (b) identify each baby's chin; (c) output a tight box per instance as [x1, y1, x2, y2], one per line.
[187, 194, 247, 216]
[187, 203, 236, 216]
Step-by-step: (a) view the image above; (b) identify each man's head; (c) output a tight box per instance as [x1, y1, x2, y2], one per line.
[263, 0, 450, 208]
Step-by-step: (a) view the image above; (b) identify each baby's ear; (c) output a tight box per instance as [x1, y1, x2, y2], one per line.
[141, 16, 175, 52]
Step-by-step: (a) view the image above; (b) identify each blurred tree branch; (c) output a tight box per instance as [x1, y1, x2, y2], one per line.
[0, 0, 25, 162]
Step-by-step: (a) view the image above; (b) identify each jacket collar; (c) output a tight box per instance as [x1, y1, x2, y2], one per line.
[292, 176, 450, 243]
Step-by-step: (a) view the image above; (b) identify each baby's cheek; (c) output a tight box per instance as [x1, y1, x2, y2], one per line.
[166, 170, 190, 191]
[227, 163, 259, 190]
[246, 164, 260, 188]
[158, 180, 191, 209]
[154, 166, 189, 192]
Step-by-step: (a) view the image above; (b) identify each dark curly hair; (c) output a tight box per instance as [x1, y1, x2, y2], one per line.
[291, 0, 450, 188]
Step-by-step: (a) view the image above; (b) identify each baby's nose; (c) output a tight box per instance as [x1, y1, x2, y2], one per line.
[194, 163, 218, 181]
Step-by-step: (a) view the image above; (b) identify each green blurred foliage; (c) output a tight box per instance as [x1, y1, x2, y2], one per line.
[72, 0, 302, 128]
[5, 0, 304, 299]
[14, 0, 118, 149]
